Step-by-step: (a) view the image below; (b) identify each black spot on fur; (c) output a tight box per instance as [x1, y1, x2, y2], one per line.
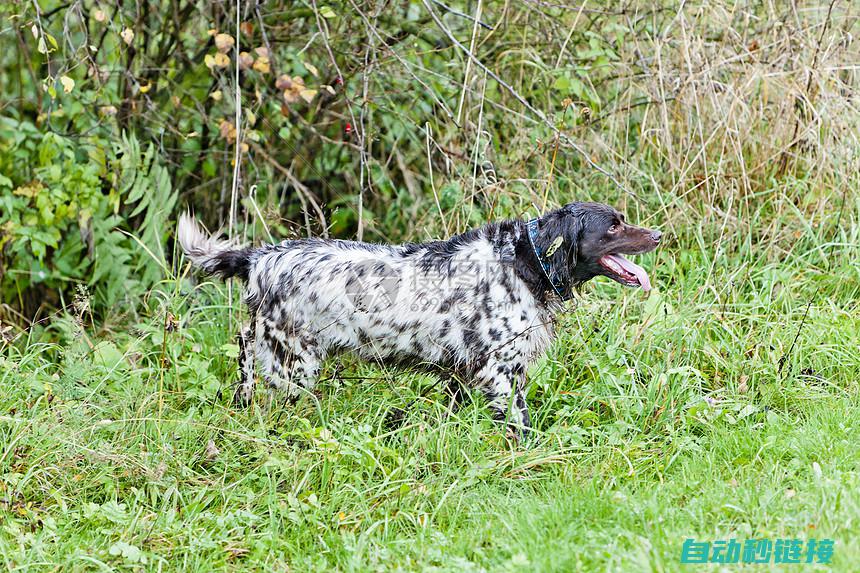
[438, 319, 451, 338]
[210, 248, 253, 280]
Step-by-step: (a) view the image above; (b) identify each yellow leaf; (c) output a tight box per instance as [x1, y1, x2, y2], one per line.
[214, 33, 235, 53]
[208, 29, 218, 36]
[254, 46, 269, 58]
[299, 89, 317, 103]
[209, 90, 222, 101]
[213, 52, 230, 68]
[252, 56, 270, 74]
[138, 82, 151, 94]
[99, 105, 118, 116]
[304, 62, 319, 77]
[204, 54, 216, 69]
[120, 27, 134, 46]
[246, 110, 256, 126]
[60, 75, 75, 94]
[219, 119, 237, 142]
[94, 9, 106, 22]
[13, 181, 43, 198]
[238, 52, 254, 70]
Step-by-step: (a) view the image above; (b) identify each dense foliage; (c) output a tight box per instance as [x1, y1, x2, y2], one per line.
[2, 1, 856, 324]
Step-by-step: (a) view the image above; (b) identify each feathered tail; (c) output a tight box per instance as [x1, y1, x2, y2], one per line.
[176, 212, 252, 280]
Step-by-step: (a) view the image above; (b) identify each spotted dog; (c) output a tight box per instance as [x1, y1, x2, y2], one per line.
[177, 202, 661, 438]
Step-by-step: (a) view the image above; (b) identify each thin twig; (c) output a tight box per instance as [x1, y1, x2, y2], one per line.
[431, 0, 491, 29]
[420, 0, 637, 200]
[778, 286, 820, 378]
[250, 142, 329, 235]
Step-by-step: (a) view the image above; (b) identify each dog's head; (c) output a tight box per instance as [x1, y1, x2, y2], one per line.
[532, 202, 661, 296]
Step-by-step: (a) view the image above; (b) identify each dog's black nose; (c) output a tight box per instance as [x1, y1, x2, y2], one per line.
[650, 230, 662, 242]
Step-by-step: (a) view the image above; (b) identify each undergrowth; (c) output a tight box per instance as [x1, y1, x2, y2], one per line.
[2, 188, 858, 570]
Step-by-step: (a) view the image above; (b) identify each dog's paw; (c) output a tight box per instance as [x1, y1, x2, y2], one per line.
[383, 407, 408, 431]
[233, 388, 254, 408]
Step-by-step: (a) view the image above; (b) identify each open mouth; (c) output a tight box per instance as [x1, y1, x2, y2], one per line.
[598, 254, 652, 291]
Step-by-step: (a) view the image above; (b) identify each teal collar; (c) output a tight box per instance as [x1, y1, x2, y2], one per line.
[526, 218, 566, 299]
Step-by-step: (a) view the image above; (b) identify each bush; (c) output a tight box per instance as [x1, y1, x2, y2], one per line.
[0, 118, 175, 319]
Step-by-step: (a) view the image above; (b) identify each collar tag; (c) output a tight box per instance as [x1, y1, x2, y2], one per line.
[545, 236, 564, 257]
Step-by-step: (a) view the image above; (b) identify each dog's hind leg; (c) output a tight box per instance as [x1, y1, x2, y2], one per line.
[475, 361, 531, 441]
[258, 327, 323, 409]
[234, 319, 256, 407]
[258, 336, 298, 409]
[284, 332, 323, 399]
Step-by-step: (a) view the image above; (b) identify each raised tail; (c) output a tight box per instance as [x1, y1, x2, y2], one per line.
[176, 212, 252, 280]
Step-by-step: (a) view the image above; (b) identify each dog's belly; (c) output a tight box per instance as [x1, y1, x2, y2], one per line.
[297, 292, 553, 372]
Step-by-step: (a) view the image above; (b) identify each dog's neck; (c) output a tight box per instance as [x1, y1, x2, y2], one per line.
[525, 218, 567, 299]
[496, 220, 577, 305]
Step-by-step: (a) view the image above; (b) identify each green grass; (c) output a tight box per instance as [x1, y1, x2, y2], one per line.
[2, 199, 859, 572]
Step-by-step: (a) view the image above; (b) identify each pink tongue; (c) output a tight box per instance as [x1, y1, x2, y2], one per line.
[605, 254, 651, 291]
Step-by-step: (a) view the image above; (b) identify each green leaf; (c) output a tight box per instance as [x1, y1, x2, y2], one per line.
[221, 343, 240, 359]
[552, 76, 570, 91]
[109, 541, 144, 563]
[202, 158, 217, 178]
[92, 341, 127, 370]
[737, 404, 759, 421]
[319, 6, 336, 18]
[100, 500, 129, 524]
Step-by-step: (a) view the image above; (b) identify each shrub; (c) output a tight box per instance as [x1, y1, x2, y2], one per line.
[0, 118, 175, 319]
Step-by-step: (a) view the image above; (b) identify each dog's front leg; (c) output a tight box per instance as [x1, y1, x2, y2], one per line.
[444, 377, 469, 414]
[476, 362, 531, 441]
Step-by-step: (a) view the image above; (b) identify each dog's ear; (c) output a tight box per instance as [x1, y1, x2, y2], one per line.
[535, 205, 582, 292]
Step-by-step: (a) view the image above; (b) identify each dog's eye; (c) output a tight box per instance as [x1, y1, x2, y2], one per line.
[607, 224, 620, 234]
